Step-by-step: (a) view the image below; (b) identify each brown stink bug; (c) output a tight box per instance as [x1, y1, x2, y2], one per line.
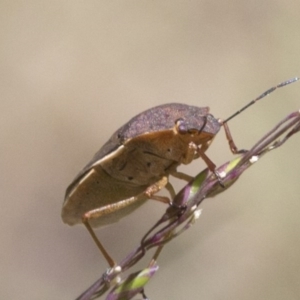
[62, 77, 298, 267]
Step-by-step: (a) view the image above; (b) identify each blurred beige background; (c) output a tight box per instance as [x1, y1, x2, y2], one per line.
[1, 1, 300, 299]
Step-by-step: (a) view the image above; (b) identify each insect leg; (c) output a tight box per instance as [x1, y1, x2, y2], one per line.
[82, 219, 116, 268]
[144, 176, 172, 204]
[197, 146, 224, 186]
[82, 194, 151, 267]
[221, 121, 247, 154]
[197, 146, 217, 171]
[170, 170, 194, 182]
[82, 178, 170, 266]
[147, 230, 173, 272]
[165, 181, 176, 199]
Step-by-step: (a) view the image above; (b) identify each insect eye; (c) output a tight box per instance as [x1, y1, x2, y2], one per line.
[175, 118, 188, 134]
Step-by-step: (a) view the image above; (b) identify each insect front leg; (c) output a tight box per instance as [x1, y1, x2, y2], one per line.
[220, 121, 247, 154]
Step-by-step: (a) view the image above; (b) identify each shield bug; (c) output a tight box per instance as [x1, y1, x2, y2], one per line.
[62, 77, 298, 267]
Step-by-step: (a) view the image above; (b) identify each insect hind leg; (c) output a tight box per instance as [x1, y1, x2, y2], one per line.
[82, 194, 151, 267]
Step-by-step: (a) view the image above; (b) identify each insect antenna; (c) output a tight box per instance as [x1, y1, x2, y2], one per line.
[223, 77, 299, 124]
